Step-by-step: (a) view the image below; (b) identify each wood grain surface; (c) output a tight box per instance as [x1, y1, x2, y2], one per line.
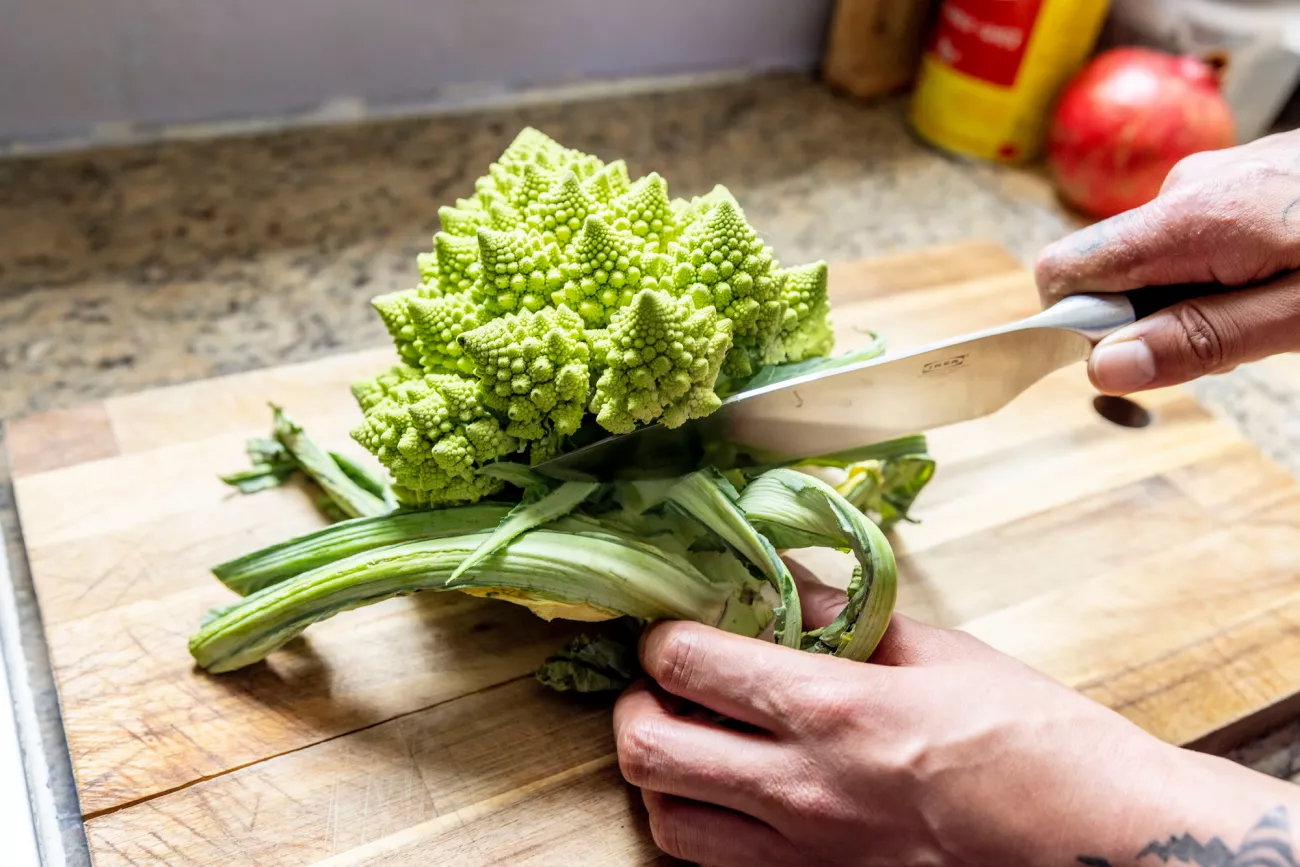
[9, 240, 1300, 865]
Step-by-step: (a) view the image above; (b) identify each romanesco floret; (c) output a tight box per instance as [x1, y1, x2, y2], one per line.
[371, 290, 428, 368]
[668, 196, 786, 378]
[352, 364, 424, 414]
[350, 368, 516, 507]
[610, 172, 676, 252]
[436, 205, 488, 237]
[554, 215, 669, 328]
[505, 163, 561, 212]
[458, 304, 591, 442]
[488, 201, 523, 231]
[424, 232, 482, 295]
[405, 291, 483, 375]
[583, 160, 632, 206]
[527, 171, 598, 248]
[357, 127, 839, 505]
[590, 290, 732, 434]
[768, 261, 834, 365]
[472, 228, 563, 318]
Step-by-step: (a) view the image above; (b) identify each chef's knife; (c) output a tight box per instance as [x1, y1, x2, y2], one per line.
[532, 284, 1226, 481]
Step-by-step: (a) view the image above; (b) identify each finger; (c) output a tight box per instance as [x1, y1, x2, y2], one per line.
[870, 614, 993, 667]
[1088, 273, 1300, 394]
[642, 790, 800, 867]
[1035, 171, 1300, 303]
[784, 558, 845, 631]
[639, 621, 864, 731]
[614, 681, 782, 817]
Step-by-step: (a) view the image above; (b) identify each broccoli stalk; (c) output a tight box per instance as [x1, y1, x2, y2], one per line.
[192, 464, 900, 681]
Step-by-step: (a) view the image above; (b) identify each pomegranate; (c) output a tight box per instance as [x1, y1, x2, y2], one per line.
[1046, 47, 1236, 219]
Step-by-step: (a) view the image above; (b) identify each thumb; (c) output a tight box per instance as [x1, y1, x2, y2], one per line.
[1088, 274, 1300, 394]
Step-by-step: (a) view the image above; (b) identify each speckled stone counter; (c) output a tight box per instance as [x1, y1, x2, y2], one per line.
[2, 74, 1299, 858]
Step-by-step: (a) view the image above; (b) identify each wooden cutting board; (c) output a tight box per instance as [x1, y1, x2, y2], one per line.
[9, 240, 1300, 866]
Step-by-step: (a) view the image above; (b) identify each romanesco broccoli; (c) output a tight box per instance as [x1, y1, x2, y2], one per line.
[610, 172, 677, 252]
[352, 127, 837, 506]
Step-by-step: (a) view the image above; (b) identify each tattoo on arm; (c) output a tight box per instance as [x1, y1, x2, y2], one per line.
[1070, 210, 1139, 255]
[1282, 196, 1300, 228]
[1076, 806, 1296, 866]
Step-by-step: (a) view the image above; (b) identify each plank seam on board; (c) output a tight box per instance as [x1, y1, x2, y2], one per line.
[79, 671, 539, 822]
[306, 754, 620, 867]
[1075, 596, 1300, 707]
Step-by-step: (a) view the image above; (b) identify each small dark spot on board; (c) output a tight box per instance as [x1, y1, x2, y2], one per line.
[1093, 395, 1152, 428]
[96, 354, 136, 370]
[472, 621, 499, 634]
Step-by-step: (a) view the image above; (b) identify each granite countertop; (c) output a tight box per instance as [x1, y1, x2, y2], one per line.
[2, 73, 1299, 859]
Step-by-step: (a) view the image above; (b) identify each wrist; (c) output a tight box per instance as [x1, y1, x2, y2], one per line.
[1070, 739, 1299, 867]
[929, 715, 1189, 867]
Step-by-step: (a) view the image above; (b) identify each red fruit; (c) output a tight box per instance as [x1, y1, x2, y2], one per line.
[1046, 47, 1236, 219]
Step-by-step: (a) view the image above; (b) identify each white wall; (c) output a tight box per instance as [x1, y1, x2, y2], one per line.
[0, 0, 834, 147]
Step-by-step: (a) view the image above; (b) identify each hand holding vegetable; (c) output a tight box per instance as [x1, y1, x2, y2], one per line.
[618, 569, 1300, 867]
[1035, 129, 1300, 396]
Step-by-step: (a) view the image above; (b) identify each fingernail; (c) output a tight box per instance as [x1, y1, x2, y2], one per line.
[1091, 338, 1157, 394]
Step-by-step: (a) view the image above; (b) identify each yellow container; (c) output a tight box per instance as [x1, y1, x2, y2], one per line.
[909, 0, 1110, 164]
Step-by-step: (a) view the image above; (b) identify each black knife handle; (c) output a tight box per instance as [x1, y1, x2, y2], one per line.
[1120, 268, 1300, 320]
[1122, 282, 1232, 321]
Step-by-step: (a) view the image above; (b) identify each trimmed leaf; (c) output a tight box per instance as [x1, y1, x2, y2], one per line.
[664, 470, 802, 648]
[451, 481, 600, 580]
[739, 468, 897, 662]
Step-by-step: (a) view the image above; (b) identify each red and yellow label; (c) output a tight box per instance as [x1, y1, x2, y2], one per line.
[909, 0, 1110, 163]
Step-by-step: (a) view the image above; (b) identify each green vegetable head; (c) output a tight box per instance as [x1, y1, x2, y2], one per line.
[351, 127, 846, 505]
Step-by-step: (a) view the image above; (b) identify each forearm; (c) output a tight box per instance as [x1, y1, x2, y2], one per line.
[1069, 746, 1300, 867]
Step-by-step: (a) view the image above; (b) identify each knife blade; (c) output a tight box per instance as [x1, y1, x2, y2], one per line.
[533, 283, 1227, 481]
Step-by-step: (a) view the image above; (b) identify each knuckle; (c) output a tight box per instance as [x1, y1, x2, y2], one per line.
[1033, 245, 1067, 296]
[648, 628, 702, 693]
[1163, 152, 1214, 190]
[616, 721, 660, 788]
[1162, 185, 1227, 232]
[1171, 301, 1231, 373]
[790, 687, 854, 734]
[781, 777, 837, 822]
